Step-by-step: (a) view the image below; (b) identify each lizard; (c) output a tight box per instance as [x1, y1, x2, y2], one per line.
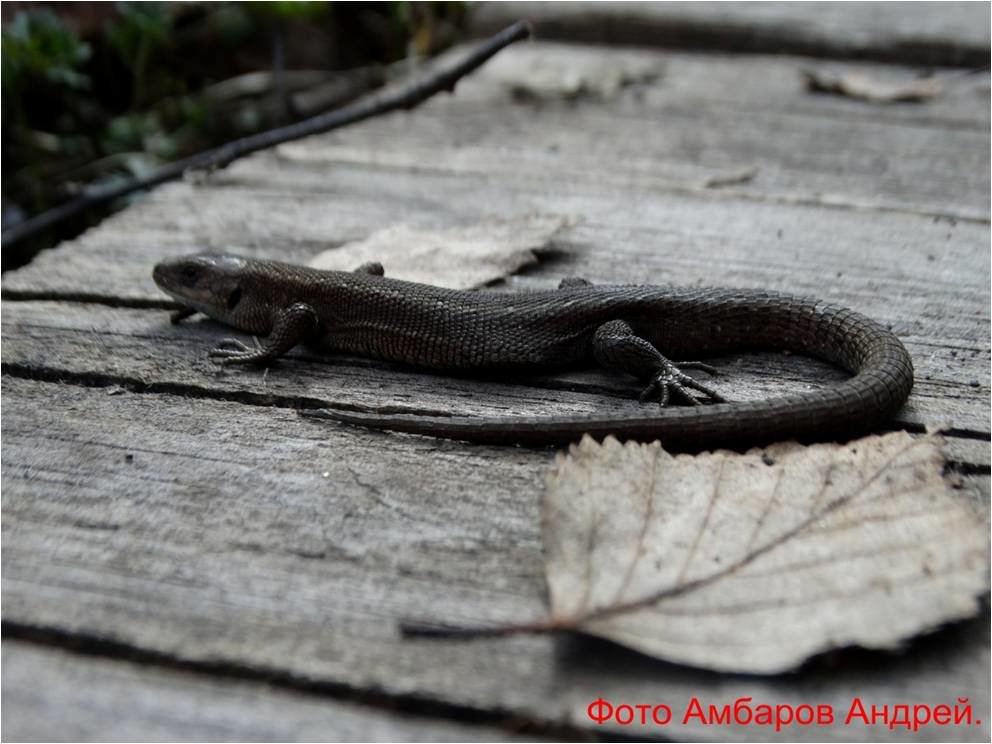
[152, 253, 914, 450]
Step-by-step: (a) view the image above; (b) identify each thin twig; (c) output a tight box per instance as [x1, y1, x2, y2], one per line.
[3, 20, 532, 250]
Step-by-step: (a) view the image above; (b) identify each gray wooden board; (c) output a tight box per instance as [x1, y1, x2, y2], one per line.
[297, 44, 991, 220]
[2, 32, 990, 744]
[471, 2, 991, 66]
[5, 45, 990, 300]
[2, 377, 989, 743]
[2, 300, 989, 470]
[1, 640, 540, 742]
[2, 175, 989, 434]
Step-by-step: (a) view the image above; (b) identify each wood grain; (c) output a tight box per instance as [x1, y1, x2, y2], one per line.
[3, 377, 989, 742]
[5, 46, 989, 301]
[1, 641, 540, 742]
[2, 25, 988, 743]
[1, 300, 988, 441]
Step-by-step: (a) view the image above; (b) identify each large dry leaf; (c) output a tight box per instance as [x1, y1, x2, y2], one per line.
[543, 433, 988, 673]
[309, 216, 566, 289]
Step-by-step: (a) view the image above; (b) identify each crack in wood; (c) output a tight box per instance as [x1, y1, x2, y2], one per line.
[471, 7, 990, 68]
[0, 288, 180, 310]
[0, 622, 624, 742]
[3, 362, 989, 467]
[0, 362, 455, 419]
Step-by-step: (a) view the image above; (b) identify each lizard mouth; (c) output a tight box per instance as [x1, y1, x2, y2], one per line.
[151, 263, 171, 291]
[152, 253, 249, 322]
[152, 256, 216, 311]
[152, 261, 193, 303]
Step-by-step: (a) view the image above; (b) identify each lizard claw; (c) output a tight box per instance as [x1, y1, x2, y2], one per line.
[213, 338, 255, 353]
[639, 361, 726, 406]
[675, 361, 721, 376]
[209, 337, 265, 365]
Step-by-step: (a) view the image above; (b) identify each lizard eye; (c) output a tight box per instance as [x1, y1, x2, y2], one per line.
[181, 265, 199, 282]
[226, 286, 243, 310]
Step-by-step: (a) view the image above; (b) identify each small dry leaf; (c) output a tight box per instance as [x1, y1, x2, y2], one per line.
[309, 216, 567, 289]
[703, 167, 759, 189]
[476, 43, 663, 100]
[543, 432, 988, 673]
[802, 68, 941, 103]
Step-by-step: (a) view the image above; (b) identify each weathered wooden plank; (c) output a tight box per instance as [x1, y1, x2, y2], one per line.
[1, 30, 987, 743]
[471, 2, 991, 66]
[312, 44, 989, 218]
[4, 44, 988, 302]
[1, 640, 538, 742]
[2, 300, 988, 441]
[3, 171, 987, 425]
[7, 165, 988, 305]
[0, 298, 766, 423]
[2, 377, 988, 742]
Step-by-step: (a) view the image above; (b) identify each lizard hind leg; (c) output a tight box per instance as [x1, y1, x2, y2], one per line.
[592, 320, 726, 406]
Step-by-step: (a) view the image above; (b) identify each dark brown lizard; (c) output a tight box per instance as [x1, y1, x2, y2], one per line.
[153, 253, 914, 449]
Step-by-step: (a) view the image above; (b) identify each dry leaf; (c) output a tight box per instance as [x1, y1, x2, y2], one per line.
[543, 433, 988, 673]
[474, 43, 663, 100]
[309, 216, 567, 289]
[703, 167, 759, 189]
[802, 68, 941, 103]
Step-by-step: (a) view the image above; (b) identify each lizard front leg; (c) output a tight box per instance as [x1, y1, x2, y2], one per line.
[209, 302, 318, 366]
[170, 307, 197, 324]
[593, 320, 725, 406]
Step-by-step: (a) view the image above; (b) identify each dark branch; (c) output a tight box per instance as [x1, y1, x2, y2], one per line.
[3, 20, 532, 250]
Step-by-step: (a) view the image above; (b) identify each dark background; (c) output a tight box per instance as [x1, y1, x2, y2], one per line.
[2, 1, 466, 266]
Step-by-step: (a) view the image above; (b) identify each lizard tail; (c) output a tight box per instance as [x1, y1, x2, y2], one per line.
[304, 298, 915, 450]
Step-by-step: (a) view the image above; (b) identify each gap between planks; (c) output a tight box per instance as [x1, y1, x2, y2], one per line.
[0, 628, 588, 743]
[2, 295, 988, 443]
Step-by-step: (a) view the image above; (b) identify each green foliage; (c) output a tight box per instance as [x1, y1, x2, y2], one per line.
[3, 1, 469, 250]
[253, 2, 330, 21]
[101, 111, 177, 160]
[103, 2, 176, 109]
[1, 11, 92, 96]
[103, 2, 172, 63]
[211, 4, 255, 41]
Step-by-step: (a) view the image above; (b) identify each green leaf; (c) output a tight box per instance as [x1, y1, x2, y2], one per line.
[1, 11, 91, 95]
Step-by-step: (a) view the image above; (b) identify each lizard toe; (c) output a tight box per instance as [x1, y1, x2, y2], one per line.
[213, 338, 254, 353]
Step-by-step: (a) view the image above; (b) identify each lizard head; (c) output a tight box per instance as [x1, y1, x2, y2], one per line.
[153, 253, 263, 331]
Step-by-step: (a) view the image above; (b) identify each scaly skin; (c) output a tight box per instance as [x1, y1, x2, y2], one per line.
[153, 253, 914, 449]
